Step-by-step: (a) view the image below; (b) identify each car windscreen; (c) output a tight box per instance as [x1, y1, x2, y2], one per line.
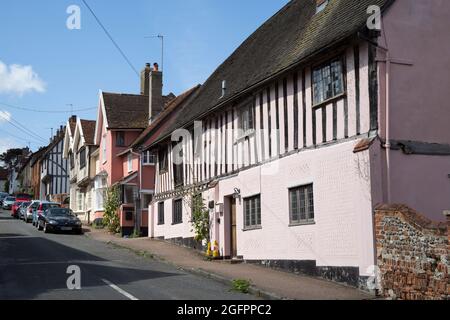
[42, 204, 60, 210]
[48, 209, 72, 217]
[22, 202, 31, 207]
[6, 197, 15, 201]
[16, 194, 32, 200]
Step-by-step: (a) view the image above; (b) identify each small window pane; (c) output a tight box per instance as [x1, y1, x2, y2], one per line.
[290, 184, 314, 224]
[158, 202, 165, 225]
[244, 195, 261, 229]
[116, 132, 125, 147]
[173, 199, 183, 224]
[313, 59, 344, 105]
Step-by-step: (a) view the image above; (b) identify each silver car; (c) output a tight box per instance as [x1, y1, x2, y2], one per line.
[19, 201, 32, 220]
[2, 196, 16, 210]
[24, 200, 40, 223]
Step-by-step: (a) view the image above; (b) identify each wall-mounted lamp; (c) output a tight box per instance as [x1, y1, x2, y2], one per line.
[216, 203, 224, 216]
[233, 188, 241, 203]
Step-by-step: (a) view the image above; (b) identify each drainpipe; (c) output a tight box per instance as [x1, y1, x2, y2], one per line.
[385, 51, 391, 203]
[132, 149, 142, 236]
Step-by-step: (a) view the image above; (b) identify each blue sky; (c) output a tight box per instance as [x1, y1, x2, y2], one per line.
[0, 0, 289, 152]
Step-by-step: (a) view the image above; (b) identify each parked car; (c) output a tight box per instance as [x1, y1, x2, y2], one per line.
[2, 196, 16, 210]
[18, 201, 32, 220]
[24, 201, 40, 223]
[0, 192, 9, 206]
[32, 201, 61, 227]
[16, 193, 32, 201]
[12, 200, 30, 218]
[37, 208, 82, 234]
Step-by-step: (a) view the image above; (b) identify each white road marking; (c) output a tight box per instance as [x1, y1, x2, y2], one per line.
[101, 278, 139, 300]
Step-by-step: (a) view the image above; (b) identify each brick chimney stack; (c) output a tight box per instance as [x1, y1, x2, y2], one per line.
[149, 62, 163, 124]
[140, 63, 151, 96]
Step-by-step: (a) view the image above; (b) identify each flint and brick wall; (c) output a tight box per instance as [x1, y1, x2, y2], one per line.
[375, 205, 449, 300]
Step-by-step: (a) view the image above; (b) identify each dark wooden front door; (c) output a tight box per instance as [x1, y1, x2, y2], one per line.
[230, 198, 237, 258]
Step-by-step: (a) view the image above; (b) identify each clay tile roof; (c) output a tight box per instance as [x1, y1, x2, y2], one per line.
[102, 92, 176, 130]
[353, 137, 376, 153]
[130, 85, 201, 149]
[80, 120, 97, 145]
[155, 0, 394, 142]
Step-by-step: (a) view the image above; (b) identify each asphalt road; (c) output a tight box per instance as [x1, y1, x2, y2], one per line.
[0, 209, 255, 300]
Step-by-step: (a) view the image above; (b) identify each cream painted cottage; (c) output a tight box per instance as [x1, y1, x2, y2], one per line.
[63, 117, 98, 222]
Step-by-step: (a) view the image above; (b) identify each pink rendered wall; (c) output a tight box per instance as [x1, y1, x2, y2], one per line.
[109, 130, 140, 184]
[375, 0, 450, 221]
[379, 0, 450, 143]
[390, 152, 450, 222]
[121, 152, 139, 178]
[141, 165, 155, 190]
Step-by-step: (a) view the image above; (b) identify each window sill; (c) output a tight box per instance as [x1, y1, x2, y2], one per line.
[289, 221, 316, 227]
[235, 130, 255, 143]
[157, 223, 165, 226]
[143, 163, 156, 167]
[312, 93, 346, 109]
[172, 222, 183, 226]
[242, 226, 262, 232]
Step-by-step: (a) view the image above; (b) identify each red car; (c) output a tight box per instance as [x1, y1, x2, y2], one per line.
[11, 194, 32, 218]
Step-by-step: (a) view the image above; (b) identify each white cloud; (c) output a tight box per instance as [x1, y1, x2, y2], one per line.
[0, 138, 15, 154]
[0, 110, 11, 123]
[0, 60, 46, 96]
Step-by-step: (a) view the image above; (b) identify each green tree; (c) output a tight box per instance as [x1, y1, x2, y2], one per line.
[189, 192, 211, 243]
[103, 186, 121, 234]
[0, 148, 27, 169]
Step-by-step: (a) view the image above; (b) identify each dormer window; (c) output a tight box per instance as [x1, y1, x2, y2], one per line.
[316, 0, 329, 14]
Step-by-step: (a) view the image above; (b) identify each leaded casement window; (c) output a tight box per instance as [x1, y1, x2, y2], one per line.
[158, 202, 165, 225]
[127, 153, 133, 173]
[142, 150, 156, 165]
[312, 58, 344, 105]
[172, 139, 184, 187]
[141, 193, 153, 209]
[77, 192, 84, 211]
[289, 184, 315, 225]
[102, 135, 107, 163]
[79, 147, 86, 169]
[244, 195, 261, 229]
[158, 145, 168, 173]
[69, 152, 75, 170]
[238, 103, 255, 135]
[172, 199, 183, 225]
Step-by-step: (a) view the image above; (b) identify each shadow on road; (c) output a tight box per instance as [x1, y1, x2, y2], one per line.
[0, 236, 181, 300]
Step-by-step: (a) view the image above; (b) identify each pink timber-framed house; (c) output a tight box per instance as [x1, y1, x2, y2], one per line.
[146, 0, 450, 288]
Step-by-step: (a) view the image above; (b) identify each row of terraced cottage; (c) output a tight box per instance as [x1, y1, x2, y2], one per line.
[19, 0, 450, 290]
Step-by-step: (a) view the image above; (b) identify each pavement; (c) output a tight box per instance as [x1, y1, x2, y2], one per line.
[84, 225, 374, 300]
[0, 209, 256, 300]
